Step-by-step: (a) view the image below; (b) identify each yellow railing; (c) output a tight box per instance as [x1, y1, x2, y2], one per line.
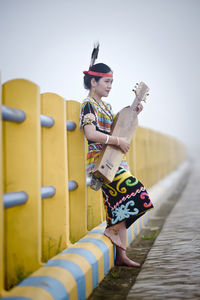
[0, 78, 186, 295]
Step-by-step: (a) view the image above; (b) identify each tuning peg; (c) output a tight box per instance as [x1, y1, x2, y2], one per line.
[146, 93, 149, 96]
[135, 83, 140, 88]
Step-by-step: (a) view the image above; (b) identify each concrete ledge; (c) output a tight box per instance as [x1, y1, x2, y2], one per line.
[1, 160, 191, 300]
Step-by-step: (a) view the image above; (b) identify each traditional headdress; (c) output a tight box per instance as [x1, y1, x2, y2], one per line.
[83, 42, 113, 78]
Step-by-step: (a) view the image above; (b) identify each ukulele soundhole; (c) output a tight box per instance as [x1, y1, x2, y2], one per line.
[105, 160, 113, 170]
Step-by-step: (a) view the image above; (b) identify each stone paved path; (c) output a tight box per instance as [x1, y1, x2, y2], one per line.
[127, 151, 200, 299]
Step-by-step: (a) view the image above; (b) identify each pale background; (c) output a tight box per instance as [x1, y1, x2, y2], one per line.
[0, 0, 200, 148]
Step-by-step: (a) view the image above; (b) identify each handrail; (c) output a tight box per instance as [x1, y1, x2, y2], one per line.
[86, 176, 92, 186]
[2, 105, 26, 123]
[41, 186, 56, 199]
[3, 182, 78, 208]
[68, 180, 78, 191]
[1, 105, 77, 131]
[40, 115, 55, 128]
[3, 191, 28, 208]
[66, 120, 76, 131]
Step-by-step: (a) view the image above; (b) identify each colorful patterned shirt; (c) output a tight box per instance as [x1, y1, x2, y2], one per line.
[79, 97, 129, 174]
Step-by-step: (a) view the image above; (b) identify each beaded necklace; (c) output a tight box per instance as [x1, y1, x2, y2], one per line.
[89, 97, 113, 121]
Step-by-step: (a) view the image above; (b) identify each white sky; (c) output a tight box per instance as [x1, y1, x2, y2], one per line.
[0, 0, 200, 147]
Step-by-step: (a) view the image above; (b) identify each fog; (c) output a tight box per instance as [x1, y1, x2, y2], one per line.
[1, 0, 200, 147]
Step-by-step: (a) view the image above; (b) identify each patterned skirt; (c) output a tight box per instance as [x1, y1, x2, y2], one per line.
[102, 167, 154, 228]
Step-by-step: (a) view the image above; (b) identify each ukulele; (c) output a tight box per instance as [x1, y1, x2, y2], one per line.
[90, 82, 149, 190]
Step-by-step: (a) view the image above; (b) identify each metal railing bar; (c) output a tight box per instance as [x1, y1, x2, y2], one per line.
[41, 186, 56, 199]
[3, 191, 28, 209]
[2, 105, 77, 131]
[66, 120, 76, 131]
[86, 176, 92, 186]
[68, 180, 78, 191]
[2, 105, 26, 123]
[40, 115, 55, 128]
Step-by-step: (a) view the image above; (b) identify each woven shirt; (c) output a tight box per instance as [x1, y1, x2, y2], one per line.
[79, 97, 129, 174]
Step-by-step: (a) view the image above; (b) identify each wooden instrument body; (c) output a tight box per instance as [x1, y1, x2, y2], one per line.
[93, 106, 138, 183]
[93, 81, 149, 184]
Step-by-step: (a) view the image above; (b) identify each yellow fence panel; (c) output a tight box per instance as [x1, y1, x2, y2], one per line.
[167, 136, 174, 174]
[134, 127, 148, 187]
[176, 139, 186, 166]
[86, 141, 104, 231]
[66, 100, 87, 243]
[156, 132, 164, 180]
[146, 129, 157, 187]
[41, 93, 69, 262]
[157, 132, 165, 180]
[162, 134, 169, 178]
[145, 129, 153, 187]
[171, 137, 177, 170]
[2, 79, 41, 290]
[126, 135, 136, 175]
[87, 186, 104, 231]
[0, 74, 5, 296]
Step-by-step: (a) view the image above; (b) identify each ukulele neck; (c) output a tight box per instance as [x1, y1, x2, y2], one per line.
[130, 96, 140, 111]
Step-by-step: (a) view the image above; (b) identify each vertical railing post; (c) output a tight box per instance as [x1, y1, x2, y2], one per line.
[87, 137, 104, 231]
[153, 130, 159, 183]
[41, 93, 69, 261]
[0, 73, 5, 296]
[87, 185, 104, 231]
[126, 134, 136, 175]
[157, 132, 162, 180]
[66, 100, 87, 242]
[158, 132, 164, 179]
[135, 127, 148, 186]
[146, 129, 155, 188]
[2, 79, 41, 289]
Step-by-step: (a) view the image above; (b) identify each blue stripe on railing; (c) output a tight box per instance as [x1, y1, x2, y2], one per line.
[143, 214, 146, 223]
[77, 238, 109, 275]
[18, 275, 69, 300]
[45, 259, 85, 300]
[62, 247, 99, 288]
[100, 221, 107, 227]
[139, 217, 142, 230]
[0, 297, 32, 300]
[133, 222, 137, 237]
[88, 228, 105, 234]
[128, 226, 132, 245]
